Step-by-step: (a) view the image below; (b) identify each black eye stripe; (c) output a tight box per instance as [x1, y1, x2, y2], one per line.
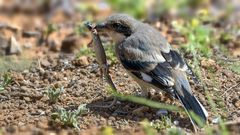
[111, 22, 132, 37]
[112, 23, 127, 31]
[112, 23, 122, 29]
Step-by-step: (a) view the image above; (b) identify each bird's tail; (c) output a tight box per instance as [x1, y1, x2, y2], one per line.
[172, 70, 208, 128]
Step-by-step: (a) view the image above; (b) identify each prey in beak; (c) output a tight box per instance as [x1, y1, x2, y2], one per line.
[85, 22, 107, 32]
[84, 21, 118, 108]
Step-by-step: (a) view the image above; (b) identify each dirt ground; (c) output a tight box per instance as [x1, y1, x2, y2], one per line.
[1, 55, 240, 135]
[0, 1, 240, 135]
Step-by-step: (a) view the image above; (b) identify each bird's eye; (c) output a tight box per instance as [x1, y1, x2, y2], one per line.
[111, 22, 131, 36]
[112, 23, 121, 29]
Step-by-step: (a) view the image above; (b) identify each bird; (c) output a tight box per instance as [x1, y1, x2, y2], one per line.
[95, 13, 208, 127]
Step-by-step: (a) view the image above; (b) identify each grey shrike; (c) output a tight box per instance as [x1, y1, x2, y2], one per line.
[95, 14, 208, 127]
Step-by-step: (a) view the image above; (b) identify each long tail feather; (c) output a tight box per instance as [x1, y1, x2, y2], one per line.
[173, 70, 208, 128]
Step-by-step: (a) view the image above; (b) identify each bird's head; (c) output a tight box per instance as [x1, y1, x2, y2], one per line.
[95, 14, 138, 43]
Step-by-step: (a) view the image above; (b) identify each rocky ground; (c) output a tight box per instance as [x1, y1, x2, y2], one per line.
[0, 0, 240, 135]
[0, 53, 239, 135]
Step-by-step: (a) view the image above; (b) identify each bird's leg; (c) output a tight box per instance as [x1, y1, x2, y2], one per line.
[100, 67, 104, 84]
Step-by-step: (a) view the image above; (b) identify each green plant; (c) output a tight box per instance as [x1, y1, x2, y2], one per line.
[189, 111, 205, 128]
[0, 73, 12, 91]
[76, 45, 95, 58]
[104, 43, 117, 64]
[75, 2, 98, 20]
[40, 23, 58, 45]
[226, 62, 240, 74]
[140, 119, 157, 135]
[45, 23, 58, 36]
[140, 118, 182, 135]
[46, 86, 64, 103]
[51, 104, 88, 130]
[203, 117, 229, 135]
[205, 126, 214, 135]
[107, 86, 183, 112]
[151, 0, 212, 19]
[167, 127, 185, 135]
[76, 42, 117, 64]
[205, 68, 228, 116]
[203, 89, 229, 135]
[106, 0, 146, 18]
[217, 57, 240, 75]
[0, 57, 33, 73]
[173, 18, 212, 57]
[219, 119, 229, 135]
[151, 116, 173, 131]
[74, 22, 88, 36]
[154, 0, 188, 15]
[172, 12, 213, 79]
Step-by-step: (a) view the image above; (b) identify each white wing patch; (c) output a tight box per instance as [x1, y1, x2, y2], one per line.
[165, 76, 175, 86]
[152, 52, 166, 63]
[140, 72, 153, 82]
[180, 64, 188, 71]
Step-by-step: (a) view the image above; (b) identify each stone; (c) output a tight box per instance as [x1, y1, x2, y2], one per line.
[72, 56, 89, 66]
[23, 97, 31, 102]
[173, 120, 179, 126]
[6, 36, 22, 55]
[0, 36, 8, 55]
[40, 59, 51, 67]
[233, 99, 240, 108]
[156, 109, 168, 116]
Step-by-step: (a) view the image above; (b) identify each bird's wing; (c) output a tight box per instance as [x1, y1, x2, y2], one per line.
[162, 50, 199, 83]
[118, 36, 191, 91]
[118, 34, 207, 126]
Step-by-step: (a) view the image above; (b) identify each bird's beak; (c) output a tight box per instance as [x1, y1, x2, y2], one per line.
[95, 22, 107, 31]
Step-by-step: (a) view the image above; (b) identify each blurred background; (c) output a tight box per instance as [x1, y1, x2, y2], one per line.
[0, 0, 240, 21]
[0, 0, 239, 82]
[0, 1, 240, 134]
[0, 0, 239, 71]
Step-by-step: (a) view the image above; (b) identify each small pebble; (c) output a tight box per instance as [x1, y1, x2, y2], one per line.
[233, 100, 240, 108]
[63, 77, 68, 81]
[173, 120, 179, 126]
[23, 97, 31, 102]
[156, 109, 168, 116]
